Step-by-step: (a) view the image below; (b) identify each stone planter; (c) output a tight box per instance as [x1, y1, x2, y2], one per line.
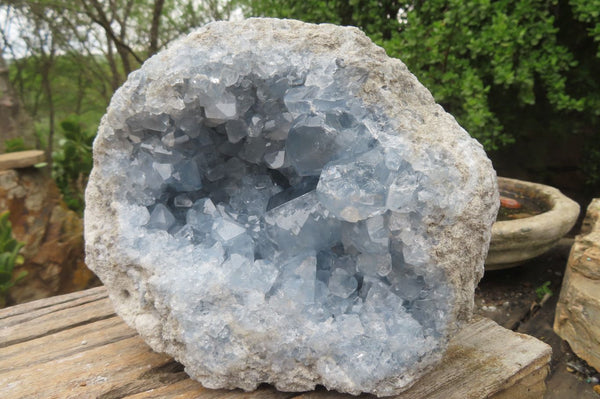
[485, 177, 580, 270]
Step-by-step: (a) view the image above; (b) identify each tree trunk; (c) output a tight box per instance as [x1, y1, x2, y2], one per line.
[115, 43, 132, 76]
[38, 34, 56, 171]
[40, 58, 54, 171]
[105, 31, 121, 91]
[149, 0, 165, 57]
[381, 0, 398, 40]
[75, 71, 84, 115]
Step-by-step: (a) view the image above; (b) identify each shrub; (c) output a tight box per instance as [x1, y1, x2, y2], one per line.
[52, 117, 94, 214]
[3, 138, 28, 153]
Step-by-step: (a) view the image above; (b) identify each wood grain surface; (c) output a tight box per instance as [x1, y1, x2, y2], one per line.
[0, 286, 551, 399]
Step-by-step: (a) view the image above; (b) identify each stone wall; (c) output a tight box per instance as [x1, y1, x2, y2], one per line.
[0, 167, 98, 304]
[554, 198, 600, 371]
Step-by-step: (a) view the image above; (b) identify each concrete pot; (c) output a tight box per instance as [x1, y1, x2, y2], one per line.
[485, 177, 580, 270]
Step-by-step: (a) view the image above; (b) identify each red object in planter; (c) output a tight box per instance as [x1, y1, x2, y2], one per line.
[500, 196, 522, 209]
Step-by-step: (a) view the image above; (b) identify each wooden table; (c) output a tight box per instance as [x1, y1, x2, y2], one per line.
[0, 287, 551, 399]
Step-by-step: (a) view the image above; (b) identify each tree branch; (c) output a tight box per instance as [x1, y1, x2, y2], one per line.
[80, 0, 143, 71]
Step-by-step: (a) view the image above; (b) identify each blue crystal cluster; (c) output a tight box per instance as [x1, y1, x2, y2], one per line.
[108, 46, 454, 393]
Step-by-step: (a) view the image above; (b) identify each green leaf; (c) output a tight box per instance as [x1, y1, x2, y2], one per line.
[0, 270, 13, 285]
[535, 281, 553, 301]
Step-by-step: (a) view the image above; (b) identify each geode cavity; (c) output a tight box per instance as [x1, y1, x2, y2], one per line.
[85, 18, 499, 396]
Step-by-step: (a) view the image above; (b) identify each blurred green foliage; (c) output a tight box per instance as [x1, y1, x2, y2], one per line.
[393, 0, 588, 150]
[52, 117, 94, 214]
[8, 54, 110, 139]
[3, 138, 27, 153]
[8, 54, 108, 211]
[0, 212, 26, 308]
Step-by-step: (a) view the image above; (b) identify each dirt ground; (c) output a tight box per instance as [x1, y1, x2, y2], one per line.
[474, 239, 600, 398]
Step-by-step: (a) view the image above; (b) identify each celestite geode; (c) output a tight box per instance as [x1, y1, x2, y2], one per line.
[85, 18, 499, 396]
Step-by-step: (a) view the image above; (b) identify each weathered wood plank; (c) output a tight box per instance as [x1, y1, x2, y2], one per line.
[0, 150, 45, 170]
[0, 292, 115, 348]
[123, 379, 206, 399]
[489, 365, 549, 399]
[396, 321, 550, 399]
[0, 287, 552, 399]
[1, 336, 176, 398]
[0, 316, 135, 374]
[125, 383, 298, 399]
[0, 286, 107, 321]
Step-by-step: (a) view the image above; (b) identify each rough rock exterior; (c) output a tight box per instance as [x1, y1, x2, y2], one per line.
[554, 198, 600, 372]
[85, 19, 498, 396]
